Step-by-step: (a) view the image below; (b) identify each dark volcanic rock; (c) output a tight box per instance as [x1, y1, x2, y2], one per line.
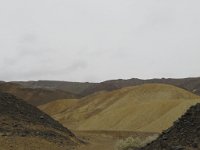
[140, 103, 200, 150]
[0, 92, 82, 147]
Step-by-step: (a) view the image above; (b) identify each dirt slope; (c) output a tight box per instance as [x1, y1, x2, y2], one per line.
[0, 82, 77, 106]
[0, 92, 82, 150]
[38, 99, 79, 116]
[40, 84, 200, 133]
[141, 103, 200, 150]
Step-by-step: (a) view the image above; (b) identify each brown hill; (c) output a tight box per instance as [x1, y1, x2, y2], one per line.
[141, 103, 200, 150]
[0, 82, 77, 106]
[39, 84, 200, 133]
[0, 92, 82, 150]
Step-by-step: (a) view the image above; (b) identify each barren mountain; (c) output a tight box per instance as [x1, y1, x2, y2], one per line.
[141, 103, 200, 150]
[0, 92, 82, 150]
[39, 84, 200, 133]
[0, 82, 77, 106]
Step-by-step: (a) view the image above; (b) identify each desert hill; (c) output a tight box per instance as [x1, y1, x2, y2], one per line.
[39, 84, 200, 133]
[141, 103, 200, 150]
[0, 82, 77, 106]
[0, 92, 82, 150]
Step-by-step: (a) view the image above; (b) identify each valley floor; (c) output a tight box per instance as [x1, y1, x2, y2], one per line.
[75, 131, 157, 150]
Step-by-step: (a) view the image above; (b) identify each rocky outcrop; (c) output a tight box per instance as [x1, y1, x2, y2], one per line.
[0, 92, 82, 149]
[141, 103, 200, 150]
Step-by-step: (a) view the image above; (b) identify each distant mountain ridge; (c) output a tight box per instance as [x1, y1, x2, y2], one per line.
[12, 77, 200, 96]
[80, 77, 200, 96]
[13, 80, 96, 95]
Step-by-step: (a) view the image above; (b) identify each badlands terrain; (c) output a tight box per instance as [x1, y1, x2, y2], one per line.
[1, 77, 200, 150]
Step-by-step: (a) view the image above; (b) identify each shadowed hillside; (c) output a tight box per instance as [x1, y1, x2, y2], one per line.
[39, 84, 200, 133]
[0, 92, 82, 150]
[0, 82, 77, 106]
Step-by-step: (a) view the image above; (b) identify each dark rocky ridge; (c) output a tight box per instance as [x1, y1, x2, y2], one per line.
[0, 92, 82, 148]
[140, 103, 200, 150]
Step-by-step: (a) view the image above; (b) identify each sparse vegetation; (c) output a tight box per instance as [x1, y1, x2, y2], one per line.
[115, 135, 158, 150]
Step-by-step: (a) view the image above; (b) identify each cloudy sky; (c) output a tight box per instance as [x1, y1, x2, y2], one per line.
[0, 0, 200, 82]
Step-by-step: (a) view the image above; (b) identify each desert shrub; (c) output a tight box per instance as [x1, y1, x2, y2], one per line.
[115, 135, 158, 150]
[142, 134, 158, 145]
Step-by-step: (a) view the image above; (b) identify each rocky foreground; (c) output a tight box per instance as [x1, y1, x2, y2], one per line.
[0, 92, 82, 150]
[141, 103, 200, 150]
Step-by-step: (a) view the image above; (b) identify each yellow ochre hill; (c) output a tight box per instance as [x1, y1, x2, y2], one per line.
[39, 84, 200, 133]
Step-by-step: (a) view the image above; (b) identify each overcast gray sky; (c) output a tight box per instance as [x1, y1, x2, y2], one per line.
[0, 0, 200, 82]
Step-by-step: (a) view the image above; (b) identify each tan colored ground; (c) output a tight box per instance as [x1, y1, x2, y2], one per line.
[39, 84, 200, 133]
[0, 131, 155, 150]
[77, 133, 116, 150]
